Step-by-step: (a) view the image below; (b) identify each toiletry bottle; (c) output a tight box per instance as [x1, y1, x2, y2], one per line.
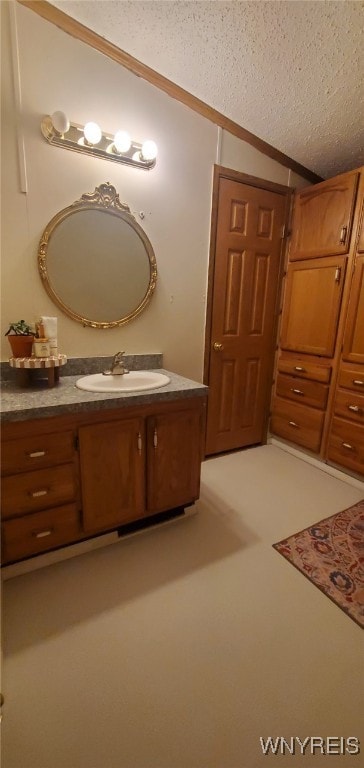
[33, 337, 51, 357]
[41, 316, 58, 356]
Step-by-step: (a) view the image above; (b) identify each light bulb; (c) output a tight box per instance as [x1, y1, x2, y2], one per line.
[84, 121, 102, 145]
[141, 140, 157, 161]
[113, 131, 131, 153]
[51, 110, 70, 135]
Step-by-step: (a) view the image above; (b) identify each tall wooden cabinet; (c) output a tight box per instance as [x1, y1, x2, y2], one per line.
[270, 166, 364, 477]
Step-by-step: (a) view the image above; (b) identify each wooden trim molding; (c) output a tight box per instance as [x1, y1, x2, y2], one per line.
[17, 0, 322, 184]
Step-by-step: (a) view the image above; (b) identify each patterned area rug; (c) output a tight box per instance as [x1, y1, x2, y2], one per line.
[273, 499, 364, 628]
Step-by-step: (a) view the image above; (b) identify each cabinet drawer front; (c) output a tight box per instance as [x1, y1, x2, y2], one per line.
[333, 389, 364, 424]
[327, 418, 364, 475]
[276, 374, 328, 410]
[2, 464, 77, 519]
[270, 398, 324, 452]
[338, 367, 364, 393]
[1, 431, 75, 476]
[2, 504, 81, 563]
[277, 358, 331, 383]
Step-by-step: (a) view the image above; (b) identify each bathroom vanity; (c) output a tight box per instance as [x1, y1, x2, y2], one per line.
[1, 365, 207, 565]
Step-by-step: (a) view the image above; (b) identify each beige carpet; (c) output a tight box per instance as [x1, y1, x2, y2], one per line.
[2, 444, 363, 768]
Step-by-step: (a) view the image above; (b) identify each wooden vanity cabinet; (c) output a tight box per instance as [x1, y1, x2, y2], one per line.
[79, 404, 203, 532]
[1, 396, 207, 565]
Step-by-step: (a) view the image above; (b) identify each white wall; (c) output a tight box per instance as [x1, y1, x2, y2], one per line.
[1, 1, 310, 380]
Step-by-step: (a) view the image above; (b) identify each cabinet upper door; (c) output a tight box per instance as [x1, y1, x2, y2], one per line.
[79, 417, 145, 532]
[280, 257, 347, 357]
[342, 253, 364, 364]
[147, 407, 202, 514]
[356, 200, 364, 254]
[290, 171, 359, 260]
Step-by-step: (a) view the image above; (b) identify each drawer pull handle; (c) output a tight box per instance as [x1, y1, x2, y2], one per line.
[153, 428, 158, 448]
[137, 432, 142, 454]
[347, 404, 363, 414]
[29, 489, 49, 498]
[342, 442, 354, 451]
[294, 366, 305, 372]
[353, 379, 364, 386]
[288, 421, 299, 428]
[339, 225, 347, 245]
[28, 451, 46, 458]
[334, 267, 341, 283]
[290, 388, 304, 395]
[33, 529, 53, 539]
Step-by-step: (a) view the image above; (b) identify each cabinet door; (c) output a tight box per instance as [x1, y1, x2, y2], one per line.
[79, 418, 145, 532]
[280, 257, 346, 356]
[290, 171, 359, 260]
[342, 255, 364, 365]
[147, 408, 202, 514]
[357, 201, 364, 253]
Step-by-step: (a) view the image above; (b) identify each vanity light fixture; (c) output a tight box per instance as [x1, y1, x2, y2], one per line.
[40, 111, 158, 169]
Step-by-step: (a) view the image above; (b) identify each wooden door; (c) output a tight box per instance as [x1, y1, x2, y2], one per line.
[290, 170, 359, 260]
[205, 173, 289, 455]
[147, 408, 202, 513]
[280, 257, 347, 357]
[79, 417, 145, 532]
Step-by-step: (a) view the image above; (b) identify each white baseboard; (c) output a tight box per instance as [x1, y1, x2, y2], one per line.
[269, 437, 364, 491]
[1, 506, 197, 581]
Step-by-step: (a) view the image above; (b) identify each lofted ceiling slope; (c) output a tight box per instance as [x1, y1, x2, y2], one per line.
[48, 0, 364, 179]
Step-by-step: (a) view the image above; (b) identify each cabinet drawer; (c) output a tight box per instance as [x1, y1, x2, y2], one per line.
[277, 357, 331, 383]
[1, 431, 75, 476]
[333, 389, 364, 424]
[337, 367, 364, 393]
[270, 397, 324, 452]
[276, 374, 329, 410]
[327, 417, 364, 475]
[1, 464, 77, 519]
[2, 504, 81, 563]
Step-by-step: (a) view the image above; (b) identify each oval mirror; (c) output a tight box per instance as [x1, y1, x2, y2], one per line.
[38, 182, 157, 328]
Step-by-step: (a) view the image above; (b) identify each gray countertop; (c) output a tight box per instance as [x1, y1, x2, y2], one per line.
[0, 369, 208, 422]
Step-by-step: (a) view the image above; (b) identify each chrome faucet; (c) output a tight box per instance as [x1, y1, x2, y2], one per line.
[103, 351, 129, 376]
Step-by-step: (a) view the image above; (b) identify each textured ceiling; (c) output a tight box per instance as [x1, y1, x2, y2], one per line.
[49, 0, 364, 179]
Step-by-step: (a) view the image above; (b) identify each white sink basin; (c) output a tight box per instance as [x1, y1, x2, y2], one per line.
[76, 370, 171, 393]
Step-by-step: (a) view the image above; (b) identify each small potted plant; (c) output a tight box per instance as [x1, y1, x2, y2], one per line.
[5, 319, 35, 358]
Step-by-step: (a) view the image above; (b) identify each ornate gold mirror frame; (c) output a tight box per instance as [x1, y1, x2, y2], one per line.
[38, 182, 157, 329]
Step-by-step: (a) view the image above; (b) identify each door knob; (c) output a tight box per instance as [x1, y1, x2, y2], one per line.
[213, 342, 224, 351]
